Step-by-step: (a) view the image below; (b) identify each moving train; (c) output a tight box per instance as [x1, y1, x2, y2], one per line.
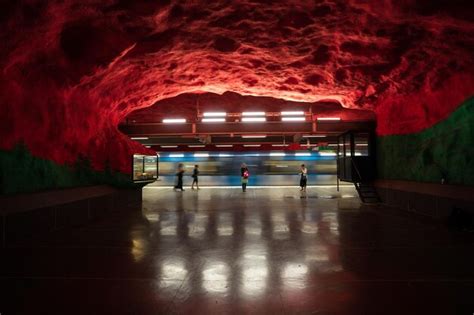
[154, 151, 339, 186]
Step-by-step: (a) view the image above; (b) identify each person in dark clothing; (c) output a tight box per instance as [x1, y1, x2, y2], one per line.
[191, 164, 200, 190]
[300, 164, 308, 192]
[241, 163, 249, 192]
[174, 163, 185, 191]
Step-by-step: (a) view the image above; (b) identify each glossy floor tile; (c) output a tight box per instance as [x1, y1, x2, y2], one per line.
[1, 186, 474, 314]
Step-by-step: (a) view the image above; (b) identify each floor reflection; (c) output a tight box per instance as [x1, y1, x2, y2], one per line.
[139, 187, 346, 302]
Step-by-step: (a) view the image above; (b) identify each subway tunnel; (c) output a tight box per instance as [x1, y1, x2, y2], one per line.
[1, 1, 474, 314]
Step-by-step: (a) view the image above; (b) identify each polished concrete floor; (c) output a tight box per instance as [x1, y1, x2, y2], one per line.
[1, 186, 474, 314]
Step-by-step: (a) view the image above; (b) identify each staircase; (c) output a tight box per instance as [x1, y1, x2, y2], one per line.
[354, 182, 380, 204]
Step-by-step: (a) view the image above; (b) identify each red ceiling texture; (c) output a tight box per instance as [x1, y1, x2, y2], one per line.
[1, 0, 473, 173]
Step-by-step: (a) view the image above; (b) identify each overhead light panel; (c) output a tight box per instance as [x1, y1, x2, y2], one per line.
[317, 117, 340, 121]
[270, 152, 286, 156]
[161, 145, 178, 148]
[131, 137, 149, 140]
[188, 145, 205, 148]
[216, 144, 233, 148]
[282, 117, 306, 122]
[295, 152, 311, 156]
[169, 154, 184, 158]
[319, 152, 337, 156]
[203, 112, 226, 117]
[242, 111, 265, 116]
[303, 135, 326, 138]
[202, 118, 226, 123]
[243, 144, 261, 147]
[163, 118, 186, 124]
[241, 135, 266, 138]
[281, 111, 304, 116]
[219, 153, 233, 157]
[272, 144, 289, 147]
[242, 117, 266, 122]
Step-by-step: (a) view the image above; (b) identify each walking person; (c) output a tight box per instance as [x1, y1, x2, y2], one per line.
[174, 163, 185, 191]
[241, 163, 249, 192]
[300, 164, 308, 192]
[191, 164, 200, 190]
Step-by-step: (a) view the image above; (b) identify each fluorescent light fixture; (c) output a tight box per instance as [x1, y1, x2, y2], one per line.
[281, 111, 304, 116]
[203, 112, 226, 117]
[242, 111, 265, 116]
[303, 134, 326, 138]
[301, 144, 316, 147]
[270, 152, 286, 156]
[131, 137, 148, 140]
[242, 117, 266, 122]
[188, 145, 205, 148]
[241, 135, 266, 138]
[295, 152, 311, 156]
[216, 144, 233, 148]
[202, 118, 225, 123]
[145, 145, 151, 148]
[219, 153, 233, 157]
[194, 153, 209, 157]
[355, 143, 369, 146]
[169, 154, 184, 158]
[163, 118, 186, 123]
[243, 144, 261, 147]
[282, 117, 306, 122]
[319, 152, 337, 156]
[272, 144, 289, 147]
[317, 117, 340, 121]
[328, 144, 338, 147]
[161, 145, 178, 148]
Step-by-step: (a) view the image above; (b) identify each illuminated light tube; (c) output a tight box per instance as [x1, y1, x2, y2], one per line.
[243, 144, 261, 147]
[169, 154, 184, 158]
[194, 153, 209, 157]
[281, 111, 304, 116]
[188, 145, 205, 148]
[216, 144, 233, 148]
[163, 118, 186, 123]
[145, 145, 151, 148]
[303, 134, 326, 138]
[203, 112, 226, 117]
[282, 117, 306, 122]
[161, 145, 178, 148]
[319, 152, 337, 156]
[242, 117, 266, 122]
[219, 153, 233, 157]
[295, 152, 311, 156]
[272, 144, 289, 147]
[327, 144, 338, 147]
[242, 111, 265, 116]
[270, 152, 286, 156]
[131, 137, 149, 140]
[241, 135, 266, 138]
[202, 118, 226, 123]
[317, 117, 340, 121]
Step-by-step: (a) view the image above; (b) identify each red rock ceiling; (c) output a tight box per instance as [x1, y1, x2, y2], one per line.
[1, 0, 473, 173]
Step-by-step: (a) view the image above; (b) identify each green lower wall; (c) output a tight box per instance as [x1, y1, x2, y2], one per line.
[0, 144, 134, 195]
[377, 96, 474, 186]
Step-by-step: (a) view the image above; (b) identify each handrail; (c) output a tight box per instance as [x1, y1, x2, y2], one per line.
[351, 157, 363, 183]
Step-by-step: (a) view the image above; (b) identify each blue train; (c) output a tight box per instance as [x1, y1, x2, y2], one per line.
[155, 151, 338, 186]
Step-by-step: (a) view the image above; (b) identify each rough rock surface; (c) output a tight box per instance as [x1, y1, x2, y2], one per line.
[1, 0, 473, 172]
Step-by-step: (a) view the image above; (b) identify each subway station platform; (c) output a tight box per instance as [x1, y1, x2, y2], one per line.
[1, 187, 474, 314]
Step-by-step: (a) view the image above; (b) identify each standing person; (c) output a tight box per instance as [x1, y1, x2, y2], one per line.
[191, 164, 200, 190]
[174, 163, 185, 191]
[241, 163, 249, 192]
[300, 164, 308, 192]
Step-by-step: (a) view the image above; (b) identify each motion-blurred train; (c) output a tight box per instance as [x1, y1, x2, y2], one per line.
[154, 151, 339, 186]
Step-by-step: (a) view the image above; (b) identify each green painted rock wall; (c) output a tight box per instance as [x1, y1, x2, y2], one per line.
[0, 144, 134, 195]
[377, 97, 474, 186]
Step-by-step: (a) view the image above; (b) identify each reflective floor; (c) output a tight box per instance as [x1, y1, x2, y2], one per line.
[1, 186, 474, 314]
